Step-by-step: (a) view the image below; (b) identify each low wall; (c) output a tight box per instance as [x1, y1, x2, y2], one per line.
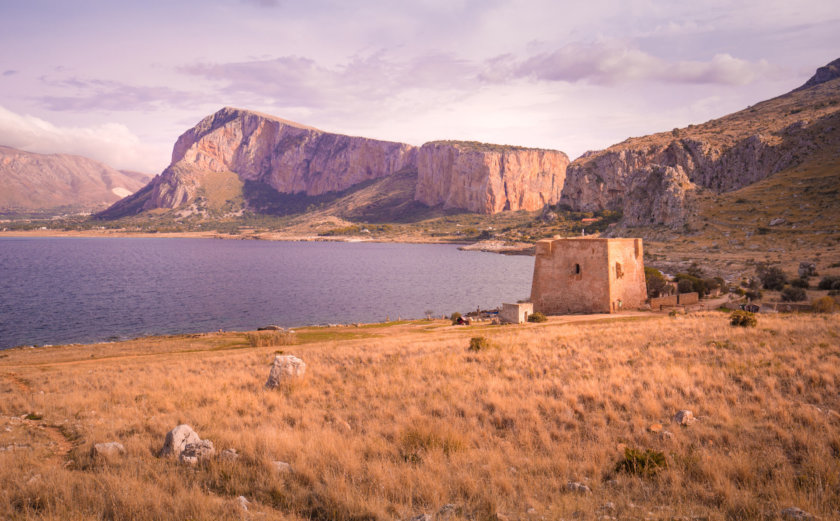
[677, 292, 699, 305]
[649, 295, 677, 310]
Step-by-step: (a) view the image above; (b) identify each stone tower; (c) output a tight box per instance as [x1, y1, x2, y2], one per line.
[530, 237, 646, 314]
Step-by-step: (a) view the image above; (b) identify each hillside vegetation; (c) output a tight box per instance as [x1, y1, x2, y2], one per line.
[1, 312, 839, 520]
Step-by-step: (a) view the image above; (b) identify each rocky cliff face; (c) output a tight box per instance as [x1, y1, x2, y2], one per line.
[561, 58, 840, 228]
[102, 108, 572, 218]
[101, 107, 418, 217]
[415, 141, 569, 214]
[0, 146, 149, 212]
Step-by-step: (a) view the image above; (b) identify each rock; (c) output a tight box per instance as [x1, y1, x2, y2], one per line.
[160, 424, 202, 457]
[781, 507, 814, 520]
[770, 217, 786, 226]
[566, 481, 592, 494]
[798, 262, 817, 278]
[257, 325, 283, 331]
[648, 423, 663, 433]
[408, 514, 432, 521]
[265, 355, 306, 389]
[237, 495, 250, 512]
[621, 165, 698, 228]
[90, 441, 126, 460]
[414, 141, 569, 214]
[219, 448, 240, 462]
[272, 460, 292, 473]
[598, 502, 616, 513]
[674, 410, 695, 426]
[660, 430, 675, 441]
[178, 440, 215, 465]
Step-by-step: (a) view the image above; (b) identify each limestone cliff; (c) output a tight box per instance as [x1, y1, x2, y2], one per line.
[100, 107, 417, 217]
[415, 141, 569, 214]
[0, 145, 150, 212]
[560, 58, 840, 228]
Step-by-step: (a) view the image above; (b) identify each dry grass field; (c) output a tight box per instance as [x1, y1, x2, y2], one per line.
[1, 312, 839, 521]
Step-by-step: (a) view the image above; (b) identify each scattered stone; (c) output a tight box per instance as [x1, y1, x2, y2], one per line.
[660, 430, 675, 441]
[566, 481, 592, 494]
[408, 514, 432, 521]
[769, 217, 786, 226]
[648, 423, 663, 433]
[598, 502, 616, 513]
[26, 474, 42, 486]
[219, 448, 240, 462]
[781, 507, 814, 520]
[237, 495, 250, 512]
[160, 424, 201, 457]
[526, 507, 537, 515]
[258, 325, 283, 331]
[272, 460, 292, 474]
[437, 504, 457, 519]
[674, 410, 695, 426]
[178, 440, 215, 465]
[798, 262, 817, 278]
[90, 441, 126, 460]
[265, 355, 306, 389]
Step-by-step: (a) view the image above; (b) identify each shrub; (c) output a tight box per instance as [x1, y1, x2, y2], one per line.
[615, 447, 668, 477]
[246, 331, 297, 347]
[781, 286, 807, 302]
[677, 279, 694, 294]
[527, 312, 547, 323]
[812, 296, 836, 313]
[744, 289, 763, 301]
[675, 273, 706, 294]
[756, 264, 787, 291]
[730, 310, 757, 327]
[468, 336, 492, 351]
[450, 312, 462, 325]
[818, 276, 840, 290]
[645, 267, 668, 298]
[790, 278, 810, 288]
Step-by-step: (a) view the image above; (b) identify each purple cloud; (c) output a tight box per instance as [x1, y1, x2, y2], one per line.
[3, 70, 18, 76]
[36, 77, 208, 111]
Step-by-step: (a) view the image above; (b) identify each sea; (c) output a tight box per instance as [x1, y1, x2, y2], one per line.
[0, 237, 534, 350]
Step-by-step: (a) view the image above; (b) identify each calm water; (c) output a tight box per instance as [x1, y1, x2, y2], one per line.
[0, 238, 533, 349]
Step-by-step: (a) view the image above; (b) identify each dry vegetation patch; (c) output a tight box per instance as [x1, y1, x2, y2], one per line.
[1, 313, 839, 520]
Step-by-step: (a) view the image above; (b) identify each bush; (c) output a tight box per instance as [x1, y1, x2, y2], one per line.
[450, 312, 462, 325]
[744, 289, 763, 301]
[675, 273, 706, 294]
[781, 286, 807, 302]
[730, 310, 757, 327]
[790, 277, 810, 288]
[527, 312, 547, 323]
[615, 447, 668, 477]
[246, 330, 296, 347]
[468, 336, 492, 351]
[757, 264, 787, 291]
[818, 276, 840, 290]
[645, 267, 668, 298]
[677, 279, 694, 294]
[812, 296, 836, 313]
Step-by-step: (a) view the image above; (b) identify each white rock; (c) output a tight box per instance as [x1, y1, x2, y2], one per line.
[674, 410, 695, 425]
[219, 448, 240, 462]
[566, 481, 592, 494]
[178, 440, 215, 465]
[160, 424, 202, 457]
[781, 507, 814, 520]
[273, 460, 292, 473]
[408, 514, 432, 521]
[91, 441, 126, 459]
[237, 495, 250, 512]
[265, 355, 306, 389]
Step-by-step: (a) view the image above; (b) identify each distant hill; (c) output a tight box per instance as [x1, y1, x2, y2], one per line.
[560, 57, 840, 229]
[0, 146, 151, 213]
[97, 107, 569, 219]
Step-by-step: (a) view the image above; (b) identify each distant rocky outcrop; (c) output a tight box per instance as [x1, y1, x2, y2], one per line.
[99, 108, 571, 218]
[0, 145, 150, 212]
[415, 141, 568, 214]
[560, 57, 840, 228]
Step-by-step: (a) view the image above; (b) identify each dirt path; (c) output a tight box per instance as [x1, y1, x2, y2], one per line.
[3, 372, 31, 393]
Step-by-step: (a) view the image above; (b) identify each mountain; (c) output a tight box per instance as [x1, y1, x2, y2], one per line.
[98, 107, 569, 219]
[0, 146, 151, 213]
[560, 57, 840, 228]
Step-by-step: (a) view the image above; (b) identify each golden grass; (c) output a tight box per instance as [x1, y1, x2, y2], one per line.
[1, 313, 839, 520]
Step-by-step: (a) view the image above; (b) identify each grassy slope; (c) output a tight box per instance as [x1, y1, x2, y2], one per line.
[2, 312, 839, 520]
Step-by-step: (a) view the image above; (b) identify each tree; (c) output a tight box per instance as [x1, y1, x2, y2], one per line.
[756, 263, 787, 291]
[644, 267, 668, 298]
[781, 286, 806, 302]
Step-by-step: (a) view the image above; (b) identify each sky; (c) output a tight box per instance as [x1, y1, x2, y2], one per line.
[0, 0, 838, 173]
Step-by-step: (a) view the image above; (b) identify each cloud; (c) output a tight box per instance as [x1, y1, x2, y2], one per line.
[0, 105, 164, 172]
[3, 70, 17, 76]
[36, 77, 206, 112]
[483, 42, 779, 86]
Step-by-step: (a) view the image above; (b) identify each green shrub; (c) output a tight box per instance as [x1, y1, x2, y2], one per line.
[730, 310, 757, 327]
[675, 273, 706, 294]
[790, 277, 810, 288]
[645, 267, 668, 298]
[757, 264, 787, 291]
[527, 312, 547, 323]
[677, 279, 694, 293]
[812, 296, 836, 313]
[468, 336, 492, 351]
[781, 286, 807, 302]
[450, 312, 462, 325]
[615, 448, 668, 477]
[818, 276, 840, 290]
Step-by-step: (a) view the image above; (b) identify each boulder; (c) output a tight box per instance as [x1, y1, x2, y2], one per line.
[566, 481, 592, 494]
[90, 441, 126, 460]
[237, 496, 250, 512]
[769, 217, 786, 226]
[258, 325, 283, 331]
[219, 448, 240, 462]
[273, 460, 292, 474]
[178, 440, 215, 465]
[674, 410, 695, 426]
[265, 355, 306, 389]
[798, 262, 817, 278]
[160, 424, 202, 457]
[408, 515, 432, 521]
[781, 507, 814, 520]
